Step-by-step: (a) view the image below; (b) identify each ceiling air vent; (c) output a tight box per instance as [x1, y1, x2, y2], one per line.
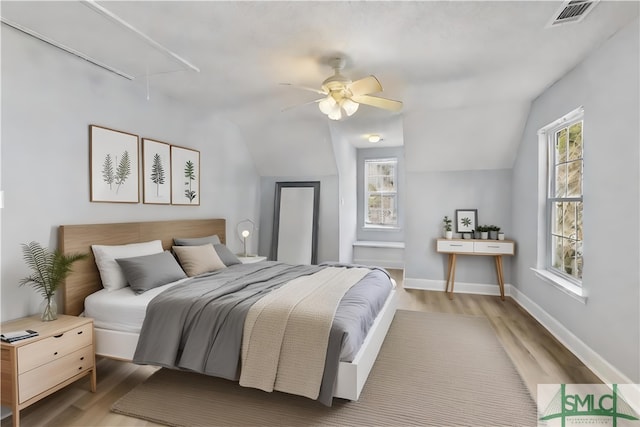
[547, 0, 599, 27]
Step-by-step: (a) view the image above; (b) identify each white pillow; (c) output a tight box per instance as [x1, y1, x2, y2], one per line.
[92, 240, 163, 291]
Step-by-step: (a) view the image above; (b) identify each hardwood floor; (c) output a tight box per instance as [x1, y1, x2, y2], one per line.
[3, 269, 601, 427]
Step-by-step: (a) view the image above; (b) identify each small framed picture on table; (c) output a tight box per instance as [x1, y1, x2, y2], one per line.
[455, 209, 477, 234]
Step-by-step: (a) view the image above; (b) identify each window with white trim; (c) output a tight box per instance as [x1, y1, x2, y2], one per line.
[364, 158, 397, 227]
[546, 111, 584, 284]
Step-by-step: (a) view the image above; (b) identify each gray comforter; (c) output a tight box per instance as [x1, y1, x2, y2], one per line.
[133, 261, 392, 406]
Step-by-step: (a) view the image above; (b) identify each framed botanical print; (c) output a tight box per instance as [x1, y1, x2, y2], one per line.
[142, 138, 171, 204]
[171, 145, 200, 206]
[455, 209, 478, 234]
[90, 125, 140, 203]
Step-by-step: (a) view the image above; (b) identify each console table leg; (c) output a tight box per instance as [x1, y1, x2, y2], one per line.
[495, 255, 505, 301]
[448, 254, 457, 300]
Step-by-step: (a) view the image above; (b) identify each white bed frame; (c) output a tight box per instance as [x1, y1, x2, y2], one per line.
[59, 219, 398, 401]
[92, 287, 397, 401]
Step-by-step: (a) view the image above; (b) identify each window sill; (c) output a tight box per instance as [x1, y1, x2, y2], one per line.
[353, 241, 405, 249]
[530, 268, 587, 304]
[362, 225, 401, 231]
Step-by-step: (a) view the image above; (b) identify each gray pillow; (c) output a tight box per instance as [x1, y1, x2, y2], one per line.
[173, 234, 221, 247]
[116, 251, 187, 294]
[214, 243, 241, 266]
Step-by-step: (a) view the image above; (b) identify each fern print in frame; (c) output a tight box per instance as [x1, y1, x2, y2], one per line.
[455, 209, 478, 234]
[102, 154, 115, 190]
[171, 145, 200, 206]
[115, 150, 132, 193]
[184, 160, 197, 202]
[142, 138, 171, 204]
[90, 125, 140, 203]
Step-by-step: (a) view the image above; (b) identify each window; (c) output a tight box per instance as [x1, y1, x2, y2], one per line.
[547, 112, 584, 284]
[364, 158, 397, 227]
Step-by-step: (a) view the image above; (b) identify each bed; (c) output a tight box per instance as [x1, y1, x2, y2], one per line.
[59, 218, 398, 404]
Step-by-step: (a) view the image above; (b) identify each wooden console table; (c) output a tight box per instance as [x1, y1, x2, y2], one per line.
[436, 238, 515, 301]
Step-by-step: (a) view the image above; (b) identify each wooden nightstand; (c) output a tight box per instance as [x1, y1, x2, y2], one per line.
[1, 315, 96, 427]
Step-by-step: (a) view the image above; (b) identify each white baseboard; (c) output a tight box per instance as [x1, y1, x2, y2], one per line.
[509, 286, 637, 388]
[403, 277, 511, 297]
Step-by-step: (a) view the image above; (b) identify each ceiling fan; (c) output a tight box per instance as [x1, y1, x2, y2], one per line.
[282, 57, 402, 120]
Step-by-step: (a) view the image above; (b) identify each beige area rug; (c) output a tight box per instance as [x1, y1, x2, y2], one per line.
[112, 310, 538, 426]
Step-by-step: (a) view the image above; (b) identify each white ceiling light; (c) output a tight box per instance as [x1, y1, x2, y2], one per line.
[318, 94, 360, 121]
[368, 134, 382, 143]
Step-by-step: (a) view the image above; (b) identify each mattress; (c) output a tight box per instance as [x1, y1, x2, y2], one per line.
[84, 277, 189, 333]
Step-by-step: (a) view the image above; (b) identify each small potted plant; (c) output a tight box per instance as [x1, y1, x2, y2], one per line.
[20, 242, 87, 321]
[442, 216, 453, 239]
[498, 231, 505, 240]
[477, 225, 489, 240]
[488, 225, 500, 240]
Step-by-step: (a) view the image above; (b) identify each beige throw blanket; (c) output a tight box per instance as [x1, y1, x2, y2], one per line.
[239, 267, 370, 399]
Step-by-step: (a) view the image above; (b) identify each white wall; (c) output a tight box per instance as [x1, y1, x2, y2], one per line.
[0, 26, 260, 321]
[511, 18, 639, 382]
[404, 169, 513, 286]
[330, 128, 358, 263]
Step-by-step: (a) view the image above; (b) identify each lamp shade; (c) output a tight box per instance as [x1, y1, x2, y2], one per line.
[342, 98, 359, 116]
[318, 96, 336, 114]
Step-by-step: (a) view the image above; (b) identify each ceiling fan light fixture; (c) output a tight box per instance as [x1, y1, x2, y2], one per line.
[341, 98, 359, 116]
[318, 96, 336, 114]
[328, 104, 343, 120]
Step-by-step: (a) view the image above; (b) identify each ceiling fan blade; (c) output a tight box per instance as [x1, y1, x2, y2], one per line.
[351, 94, 403, 112]
[280, 83, 327, 95]
[348, 75, 382, 96]
[281, 97, 324, 112]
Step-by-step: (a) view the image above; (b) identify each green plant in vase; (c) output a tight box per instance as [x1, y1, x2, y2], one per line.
[442, 216, 453, 239]
[19, 242, 87, 321]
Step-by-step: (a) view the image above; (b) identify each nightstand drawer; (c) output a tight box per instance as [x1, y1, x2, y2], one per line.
[18, 345, 93, 403]
[17, 323, 92, 374]
[473, 241, 514, 255]
[436, 240, 474, 253]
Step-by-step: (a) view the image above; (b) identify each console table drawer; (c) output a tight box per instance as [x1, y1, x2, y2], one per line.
[436, 240, 474, 253]
[473, 241, 514, 255]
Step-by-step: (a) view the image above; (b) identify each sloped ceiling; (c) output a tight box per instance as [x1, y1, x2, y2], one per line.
[2, 1, 638, 175]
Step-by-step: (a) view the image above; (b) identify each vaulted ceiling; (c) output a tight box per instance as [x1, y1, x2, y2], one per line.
[2, 1, 638, 175]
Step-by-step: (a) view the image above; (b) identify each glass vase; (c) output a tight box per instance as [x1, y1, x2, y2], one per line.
[41, 296, 58, 321]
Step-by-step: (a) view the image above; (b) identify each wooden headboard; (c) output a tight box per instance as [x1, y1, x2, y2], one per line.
[59, 218, 226, 316]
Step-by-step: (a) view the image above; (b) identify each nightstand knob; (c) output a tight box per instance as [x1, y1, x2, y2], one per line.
[77, 331, 83, 335]
[53, 333, 63, 338]
[54, 352, 58, 356]
[80, 357, 85, 361]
